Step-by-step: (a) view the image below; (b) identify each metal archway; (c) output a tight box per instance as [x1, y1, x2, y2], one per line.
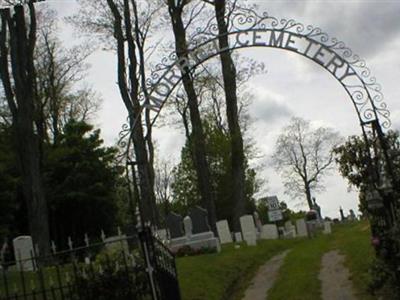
[118, 7, 393, 221]
[129, 8, 390, 133]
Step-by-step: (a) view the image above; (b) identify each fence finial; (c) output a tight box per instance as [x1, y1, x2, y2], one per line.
[68, 237, 73, 250]
[117, 226, 122, 237]
[51, 240, 57, 254]
[84, 233, 90, 247]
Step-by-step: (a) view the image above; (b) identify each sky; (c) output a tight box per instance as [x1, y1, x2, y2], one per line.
[13, 0, 400, 220]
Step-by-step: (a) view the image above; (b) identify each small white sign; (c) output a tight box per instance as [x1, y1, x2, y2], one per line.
[266, 196, 280, 210]
[268, 210, 283, 222]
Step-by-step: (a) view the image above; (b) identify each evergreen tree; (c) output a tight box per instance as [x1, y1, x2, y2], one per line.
[44, 121, 123, 247]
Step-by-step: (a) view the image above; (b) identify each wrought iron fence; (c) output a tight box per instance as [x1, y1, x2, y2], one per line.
[0, 227, 180, 300]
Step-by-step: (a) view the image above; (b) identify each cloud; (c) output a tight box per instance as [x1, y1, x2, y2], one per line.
[254, 1, 400, 59]
[249, 86, 293, 123]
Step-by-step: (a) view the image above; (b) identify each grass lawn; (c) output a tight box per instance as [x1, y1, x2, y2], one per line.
[176, 239, 302, 300]
[177, 221, 375, 300]
[267, 233, 331, 300]
[331, 222, 375, 300]
[268, 221, 375, 300]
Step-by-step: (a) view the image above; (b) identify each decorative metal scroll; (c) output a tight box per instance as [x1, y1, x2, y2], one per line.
[119, 7, 391, 149]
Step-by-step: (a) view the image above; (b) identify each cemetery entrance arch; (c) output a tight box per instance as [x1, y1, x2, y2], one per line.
[117, 9, 394, 299]
[127, 9, 391, 136]
[119, 8, 393, 230]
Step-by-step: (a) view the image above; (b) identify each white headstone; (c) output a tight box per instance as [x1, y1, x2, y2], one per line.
[156, 229, 168, 241]
[260, 224, 279, 240]
[296, 219, 308, 237]
[245, 235, 257, 246]
[13, 236, 34, 271]
[183, 216, 193, 238]
[284, 220, 293, 231]
[323, 221, 332, 234]
[240, 215, 257, 246]
[284, 225, 297, 238]
[216, 220, 233, 244]
[234, 232, 243, 243]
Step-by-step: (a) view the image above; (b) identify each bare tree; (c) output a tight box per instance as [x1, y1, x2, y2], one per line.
[34, 8, 99, 145]
[154, 158, 174, 221]
[0, 2, 50, 255]
[72, 0, 162, 225]
[271, 117, 342, 209]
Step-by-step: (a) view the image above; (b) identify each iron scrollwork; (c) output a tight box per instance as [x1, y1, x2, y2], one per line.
[119, 6, 391, 155]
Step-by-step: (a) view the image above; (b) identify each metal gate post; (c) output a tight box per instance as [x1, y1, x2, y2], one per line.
[139, 227, 158, 300]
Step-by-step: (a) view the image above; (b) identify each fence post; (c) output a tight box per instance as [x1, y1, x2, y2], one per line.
[139, 227, 158, 300]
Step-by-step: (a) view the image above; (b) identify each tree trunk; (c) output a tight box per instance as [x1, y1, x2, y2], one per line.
[168, 1, 217, 235]
[132, 0, 159, 227]
[0, 4, 50, 256]
[214, 0, 246, 232]
[305, 183, 313, 210]
[106, 0, 159, 226]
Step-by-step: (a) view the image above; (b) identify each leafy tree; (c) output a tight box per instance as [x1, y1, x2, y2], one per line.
[271, 117, 341, 209]
[334, 130, 400, 213]
[45, 121, 123, 246]
[171, 121, 259, 226]
[334, 131, 400, 298]
[0, 3, 100, 254]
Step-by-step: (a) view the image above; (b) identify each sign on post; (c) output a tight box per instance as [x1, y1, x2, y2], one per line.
[266, 196, 280, 210]
[268, 210, 283, 222]
[266, 196, 283, 222]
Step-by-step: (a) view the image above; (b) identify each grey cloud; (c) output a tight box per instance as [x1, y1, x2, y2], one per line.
[250, 94, 292, 123]
[253, 1, 400, 59]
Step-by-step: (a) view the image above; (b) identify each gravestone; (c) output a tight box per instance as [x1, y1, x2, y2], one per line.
[13, 236, 34, 271]
[183, 216, 193, 237]
[168, 210, 220, 253]
[284, 220, 297, 238]
[240, 215, 257, 246]
[323, 221, 332, 234]
[216, 220, 233, 244]
[166, 212, 184, 239]
[156, 229, 168, 241]
[284, 220, 293, 231]
[234, 232, 243, 243]
[260, 224, 279, 240]
[188, 206, 210, 234]
[296, 219, 308, 237]
[349, 209, 356, 221]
